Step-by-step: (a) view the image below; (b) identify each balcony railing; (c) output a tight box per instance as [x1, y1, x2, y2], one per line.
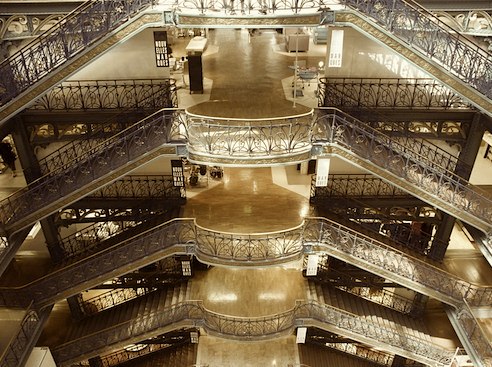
[0, 0, 155, 107]
[51, 300, 454, 367]
[1, 218, 491, 311]
[318, 78, 472, 110]
[29, 79, 177, 111]
[340, 0, 492, 99]
[313, 108, 492, 234]
[186, 110, 314, 164]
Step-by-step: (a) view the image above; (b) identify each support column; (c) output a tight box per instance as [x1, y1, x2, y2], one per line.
[410, 293, 428, 317]
[66, 294, 86, 321]
[11, 117, 63, 261]
[428, 113, 485, 261]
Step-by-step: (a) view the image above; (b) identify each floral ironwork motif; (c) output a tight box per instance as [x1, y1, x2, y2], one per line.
[339, 0, 492, 99]
[318, 78, 472, 109]
[186, 111, 314, 161]
[50, 300, 454, 367]
[29, 79, 177, 111]
[0, 0, 156, 105]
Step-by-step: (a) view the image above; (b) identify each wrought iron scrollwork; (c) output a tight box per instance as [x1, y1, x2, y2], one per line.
[318, 78, 472, 109]
[186, 111, 314, 161]
[340, 0, 492, 99]
[313, 108, 492, 234]
[29, 79, 177, 111]
[0, 218, 490, 311]
[302, 217, 492, 307]
[0, 109, 181, 234]
[0, 0, 155, 105]
[51, 300, 454, 367]
[177, 0, 325, 15]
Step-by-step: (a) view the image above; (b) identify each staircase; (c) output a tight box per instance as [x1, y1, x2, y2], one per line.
[0, 109, 182, 236]
[0, 0, 164, 124]
[304, 280, 446, 365]
[313, 108, 492, 238]
[53, 282, 191, 366]
[336, 0, 492, 116]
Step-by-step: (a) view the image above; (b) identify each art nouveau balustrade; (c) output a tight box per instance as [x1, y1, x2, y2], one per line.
[50, 300, 455, 367]
[0, 0, 162, 124]
[0, 218, 490, 311]
[28, 79, 178, 112]
[0, 109, 185, 238]
[317, 78, 473, 110]
[188, 108, 492, 234]
[336, 0, 492, 116]
[313, 108, 492, 236]
[0, 305, 51, 367]
[185, 110, 315, 165]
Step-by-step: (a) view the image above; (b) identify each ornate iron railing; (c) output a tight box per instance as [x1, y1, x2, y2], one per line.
[453, 301, 492, 367]
[302, 217, 492, 307]
[340, 0, 492, 99]
[177, 0, 327, 15]
[311, 174, 437, 255]
[186, 111, 314, 163]
[28, 79, 177, 111]
[0, 0, 155, 106]
[194, 221, 303, 263]
[0, 306, 41, 367]
[58, 220, 141, 260]
[295, 301, 453, 365]
[313, 108, 492, 233]
[26, 79, 178, 144]
[336, 285, 418, 315]
[51, 300, 454, 367]
[0, 108, 182, 235]
[36, 109, 186, 176]
[98, 343, 178, 367]
[312, 173, 413, 199]
[80, 288, 155, 316]
[1, 218, 491, 310]
[324, 342, 394, 366]
[88, 175, 183, 199]
[0, 14, 66, 42]
[318, 78, 472, 109]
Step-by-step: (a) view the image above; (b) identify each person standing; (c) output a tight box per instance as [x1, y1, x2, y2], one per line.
[0, 141, 17, 177]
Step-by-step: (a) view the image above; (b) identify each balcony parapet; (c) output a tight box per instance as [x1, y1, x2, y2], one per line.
[51, 300, 455, 367]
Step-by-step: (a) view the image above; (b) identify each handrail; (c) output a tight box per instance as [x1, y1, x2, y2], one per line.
[35, 93, 179, 177]
[318, 77, 473, 110]
[186, 111, 314, 159]
[453, 300, 492, 367]
[28, 78, 177, 112]
[314, 107, 492, 233]
[0, 0, 156, 106]
[51, 300, 454, 367]
[1, 218, 491, 310]
[0, 108, 183, 235]
[339, 0, 492, 99]
[0, 302, 40, 367]
[80, 288, 155, 316]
